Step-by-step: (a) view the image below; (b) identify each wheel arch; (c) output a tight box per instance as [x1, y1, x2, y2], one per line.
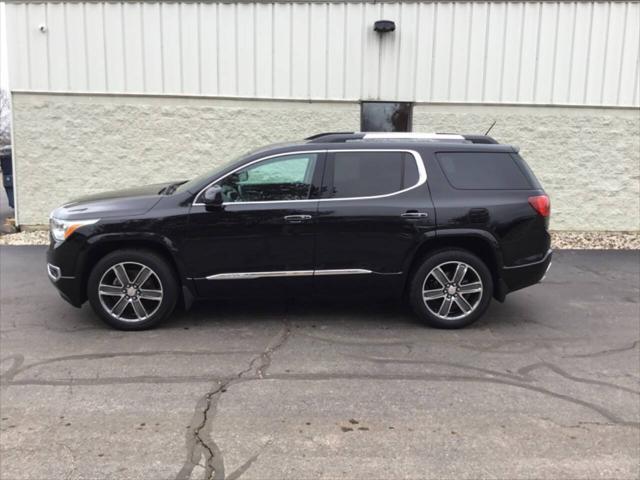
[79, 234, 192, 308]
[404, 230, 506, 301]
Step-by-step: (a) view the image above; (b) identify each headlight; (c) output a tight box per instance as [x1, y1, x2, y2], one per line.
[49, 217, 99, 242]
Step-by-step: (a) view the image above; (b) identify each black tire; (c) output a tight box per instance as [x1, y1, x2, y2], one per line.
[409, 249, 493, 329]
[87, 249, 178, 330]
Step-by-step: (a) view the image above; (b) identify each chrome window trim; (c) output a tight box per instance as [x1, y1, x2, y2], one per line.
[192, 149, 426, 207]
[205, 268, 375, 280]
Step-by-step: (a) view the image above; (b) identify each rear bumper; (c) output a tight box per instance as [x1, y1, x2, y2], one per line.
[500, 249, 552, 294]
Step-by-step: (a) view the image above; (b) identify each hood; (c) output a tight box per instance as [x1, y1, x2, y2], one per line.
[51, 182, 173, 221]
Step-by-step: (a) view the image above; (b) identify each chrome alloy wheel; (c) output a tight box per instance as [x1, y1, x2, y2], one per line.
[422, 261, 483, 321]
[98, 262, 163, 322]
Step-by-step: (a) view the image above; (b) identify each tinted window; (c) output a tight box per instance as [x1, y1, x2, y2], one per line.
[436, 152, 532, 190]
[328, 152, 419, 198]
[217, 153, 317, 202]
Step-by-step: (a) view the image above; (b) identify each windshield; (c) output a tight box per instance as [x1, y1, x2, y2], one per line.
[174, 151, 252, 194]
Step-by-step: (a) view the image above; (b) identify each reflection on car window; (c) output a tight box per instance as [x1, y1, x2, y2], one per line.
[217, 154, 317, 202]
[328, 152, 417, 198]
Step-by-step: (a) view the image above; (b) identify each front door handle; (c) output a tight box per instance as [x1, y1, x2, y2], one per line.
[401, 212, 429, 219]
[284, 214, 313, 223]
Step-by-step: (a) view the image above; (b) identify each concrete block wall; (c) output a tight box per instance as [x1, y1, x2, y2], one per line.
[413, 104, 640, 231]
[10, 93, 640, 230]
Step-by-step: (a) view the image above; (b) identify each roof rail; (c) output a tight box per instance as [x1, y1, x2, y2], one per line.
[306, 132, 364, 143]
[461, 134, 499, 144]
[305, 132, 500, 144]
[362, 132, 465, 141]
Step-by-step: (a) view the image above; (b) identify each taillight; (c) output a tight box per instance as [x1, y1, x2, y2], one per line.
[528, 195, 550, 217]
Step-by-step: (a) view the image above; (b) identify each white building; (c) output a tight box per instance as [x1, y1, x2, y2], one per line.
[2, 0, 639, 229]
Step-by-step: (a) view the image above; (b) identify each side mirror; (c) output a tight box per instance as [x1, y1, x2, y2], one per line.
[202, 185, 224, 209]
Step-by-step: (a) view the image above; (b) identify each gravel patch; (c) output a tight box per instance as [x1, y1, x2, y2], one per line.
[0, 229, 638, 249]
[551, 231, 639, 250]
[0, 230, 49, 245]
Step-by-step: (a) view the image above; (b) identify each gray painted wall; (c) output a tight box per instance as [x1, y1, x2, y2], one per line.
[11, 92, 640, 230]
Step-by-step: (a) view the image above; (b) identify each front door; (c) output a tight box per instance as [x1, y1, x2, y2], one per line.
[185, 151, 324, 298]
[313, 149, 436, 297]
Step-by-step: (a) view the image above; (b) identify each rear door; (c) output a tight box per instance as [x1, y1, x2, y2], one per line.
[313, 149, 436, 297]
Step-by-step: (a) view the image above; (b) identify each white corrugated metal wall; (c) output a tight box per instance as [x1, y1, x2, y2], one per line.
[5, 1, 640, 106]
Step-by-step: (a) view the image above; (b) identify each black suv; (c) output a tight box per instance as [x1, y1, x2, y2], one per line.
[47, 132, 551, 330]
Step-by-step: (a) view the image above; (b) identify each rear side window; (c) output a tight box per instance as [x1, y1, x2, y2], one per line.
[327, 152, 419, 198]
[436, 152, 532, 190]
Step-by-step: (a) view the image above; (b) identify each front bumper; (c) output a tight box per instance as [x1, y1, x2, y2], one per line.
[500, 249, 553, 294]
[47, 244, 85, 307]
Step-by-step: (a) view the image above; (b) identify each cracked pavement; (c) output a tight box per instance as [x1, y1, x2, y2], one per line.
[1, 246, 639, 479]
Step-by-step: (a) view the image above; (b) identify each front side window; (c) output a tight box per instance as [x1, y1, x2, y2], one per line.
[327, 151, 419, 199]
[216, 153, 317, 202]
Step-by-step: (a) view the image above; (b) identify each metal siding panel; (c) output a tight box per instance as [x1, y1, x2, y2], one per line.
[551, 2, 575, 104]
[84, 3, 107, 92]
[64, 4, 88, 91]
[567, 1, 591, 104]
[413, 3, 433, 102]
[308, 3, 329, 99]
[6, 4, 31, 89]
[534, 2, 558, 103]
[217, 4, 237, 96]
[466, 2, 489, 102]
[326, 3, 346, 100]
[103, 3, 125, 92]
[618, 2, 640, 106]
[159, 3, 182, 94]
[4, 1, 637, 107]
[236, 4, 255, 97]
[290, 3, 311, 98]
[431, 2, 453, 101]
[517, 2, 541, 103]
[254, 3, 273, 97]
[180, 3, 201, 95]
[484, 2, 508, 103]
[448, 2, 471, 102]
[584, 2, 609, 104]
[46, 4, 68, 90]
[122, 3, 145, 93]
[140, 3, 163, 93]
[601, 2, 627, 105]
[376, 2, 398, 99]
[199, 3, 219, 96]
[395, 3, 418, 101]
[501, 2, 524, 102]
[273, 3, 292, 98]
[26, 3, 49, 90]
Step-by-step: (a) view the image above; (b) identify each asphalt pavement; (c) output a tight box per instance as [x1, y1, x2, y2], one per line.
[1, 246, 639, 480]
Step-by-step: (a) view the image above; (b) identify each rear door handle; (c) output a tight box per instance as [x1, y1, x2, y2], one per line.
[284, 214, 313, 223]
[401, 212, 429, 219]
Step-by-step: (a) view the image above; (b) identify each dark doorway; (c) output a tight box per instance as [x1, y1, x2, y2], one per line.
[361, 102, 413, 132]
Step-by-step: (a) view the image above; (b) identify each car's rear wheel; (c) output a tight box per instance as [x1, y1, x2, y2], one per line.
[87, 249, 178, 330]
[409, 249, 493, 329]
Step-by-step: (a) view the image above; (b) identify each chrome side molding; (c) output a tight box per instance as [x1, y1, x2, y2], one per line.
[313, 269, 372, 276]
[206, 268, 373, 280]
[502, 249, 553, 270]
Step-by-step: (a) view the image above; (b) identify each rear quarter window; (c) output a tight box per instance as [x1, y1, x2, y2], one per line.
[436, 152, 533, 190]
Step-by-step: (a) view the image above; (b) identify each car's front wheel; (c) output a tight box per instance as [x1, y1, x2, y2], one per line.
[409, 249, 493, 329]
[87, 249, 178, 330]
